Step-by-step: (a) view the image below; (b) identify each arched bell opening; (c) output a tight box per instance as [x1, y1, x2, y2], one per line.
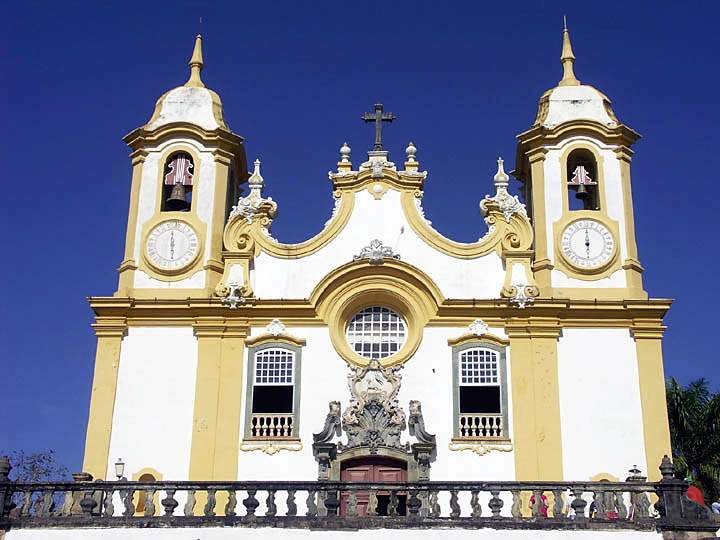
[566, 148, 599, 211]
[161, 151, 194, 212]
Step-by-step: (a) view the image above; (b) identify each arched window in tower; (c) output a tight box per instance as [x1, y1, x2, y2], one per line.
[162, 152, 194, 212]
[567, 149, 599, 211]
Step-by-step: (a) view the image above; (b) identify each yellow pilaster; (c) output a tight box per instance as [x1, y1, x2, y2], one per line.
[527, 150, 553, 293]
[82, 317, 127, 479]
[507, 319, 564, 480]
[189, 319, 248, 481]
[204, 151, 233, 294]
[616, 147, 646, 297]
[631, 324, 672, 481]
[117, 151, 147, 296]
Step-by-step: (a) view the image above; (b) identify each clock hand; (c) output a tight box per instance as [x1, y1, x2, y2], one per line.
[584, 228, 590, 259]
[170, 231, 175, 260]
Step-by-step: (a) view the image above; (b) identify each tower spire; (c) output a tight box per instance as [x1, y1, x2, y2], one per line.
[186, 34, 205, 88]
[559, 19, 580, 87]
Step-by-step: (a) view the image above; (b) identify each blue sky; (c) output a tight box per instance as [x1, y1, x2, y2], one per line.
[1, 1, 718, 473]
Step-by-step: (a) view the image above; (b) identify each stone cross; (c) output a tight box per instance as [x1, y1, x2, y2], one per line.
[362, 103, 397, 151]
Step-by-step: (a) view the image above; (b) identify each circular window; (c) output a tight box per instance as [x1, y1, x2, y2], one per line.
[346, 306, 407, 359]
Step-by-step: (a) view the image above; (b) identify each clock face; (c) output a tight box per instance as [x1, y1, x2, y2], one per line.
[560, 219, 616, 270]
[145, 220, 200, 272]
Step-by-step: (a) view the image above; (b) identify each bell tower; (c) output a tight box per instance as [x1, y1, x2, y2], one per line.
[117, 35, 247, 298]
[515, 25, 645, 300]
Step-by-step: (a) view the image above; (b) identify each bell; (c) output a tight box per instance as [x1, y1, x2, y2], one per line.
[165, 184, 190, 211]
[575, 183, 589, 200]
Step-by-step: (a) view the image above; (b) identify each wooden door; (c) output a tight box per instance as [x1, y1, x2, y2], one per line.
[340, 457, 407, 516]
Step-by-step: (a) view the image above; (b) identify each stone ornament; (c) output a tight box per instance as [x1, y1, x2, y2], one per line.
[504, 283, 539, 309]
[265, 319, 286, 336]
[229, 159, 278, 225]
[468, 319, 489, 336]
[448, 441, 514, 456]
[239, 440, 302, 455]
[354, 239, 401, 265]
[480, 158, 527, 222]
[215, 280, 249, 309]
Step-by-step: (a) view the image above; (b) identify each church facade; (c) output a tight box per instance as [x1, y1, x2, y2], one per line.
[81, 29, 672, 494]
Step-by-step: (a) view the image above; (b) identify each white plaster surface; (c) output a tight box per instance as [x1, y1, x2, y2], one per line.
[238, 326, 515, 485]
[543, 85, 617, 128]
[4, 527, 668, 540]
[106, 327, 198, 481]
[145, 86, 224, 131]
[557, 328, 647, 480]
[252, 189, 506, 300]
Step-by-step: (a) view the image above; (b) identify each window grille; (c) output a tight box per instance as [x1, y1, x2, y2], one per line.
[254, 349, 295, 385]
[459, 348, 499, 386]
[346, 306, 407, 359]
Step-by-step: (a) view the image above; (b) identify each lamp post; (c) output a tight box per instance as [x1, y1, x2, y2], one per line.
[114, 458, 125, 481]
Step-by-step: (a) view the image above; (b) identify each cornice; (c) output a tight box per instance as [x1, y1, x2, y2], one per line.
[123, 122, 244, 153]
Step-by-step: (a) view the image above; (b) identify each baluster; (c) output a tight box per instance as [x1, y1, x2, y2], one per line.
[428, 490, 440, 518]
[32, 492, 44, 516]
[488, 490, 503, 518]
[419, 491, 429, 518]
[40, 490, 53, 517]
[80, 489, 98, 516]
[183, 490, 196, 517]
[161, 489, 178, 517]
[102, 488, 115, 517]
[122, 489, 135, 517]
[243, 489, 259, 516]
[367, 490, 378, 517]
[204, 489, 216, 517]
[510, 490, 522, 518]
[61, 491, 74, 516]
[470, 490, 482, 518]
[305, 490, 317, 517]
[552, 489, 564, 518]
[632, 492, 650, 518]
[266, 490, 277, 517]
[388, 490, 399, 517]
[531, 490, 543, 517]
[571, 489, 587, 521]
[286, 490, 297, 516]
[20, 490, 32, 516]
[225, 490, 237, 517]
[592, 491, 606, 519]
[407, 490, 421, 517]
[615, 491, 627, 519]
[324, 490, 340, 516]
[347, 492, 358, 517]
[449, 490, 460, 518]
[144, 489, 156, 517]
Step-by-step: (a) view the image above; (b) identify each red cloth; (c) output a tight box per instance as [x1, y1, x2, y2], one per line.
[687, 485, 705, 506]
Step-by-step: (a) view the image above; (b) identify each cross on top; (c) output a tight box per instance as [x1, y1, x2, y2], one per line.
[362, 103, 397, 151]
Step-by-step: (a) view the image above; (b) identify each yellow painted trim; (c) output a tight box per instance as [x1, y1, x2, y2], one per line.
[507, 320, 564, 480]
[527, 150, 552, 290]
[400, 190, 534, 259]
[117, 151, 147, 296]
[245, 333, 306, 347]
[553, 213, 621, 280]
[311, 259, 443, 367]
[631, 328, 672, 481]
[153, 144, 202, 215]
[589, 472, 620, 482]
[82, 318, 127, 480]
[558, 143, 608, 215]
[138, 213, 207, 282]
[223, 191, 353, 259]
[447, 333, 510, 348]
[188, 321, 248, 482]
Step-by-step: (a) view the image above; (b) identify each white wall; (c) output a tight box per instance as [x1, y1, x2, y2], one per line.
[106, 327, 198, 481]
[237, 326, 515, 483]
[252, 189, 506, 300]
[4, 527, 668, 540]
[557, 328, 647, 480]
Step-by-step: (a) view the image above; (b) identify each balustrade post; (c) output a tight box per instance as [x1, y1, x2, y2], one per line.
[407, 490, 422, 517]
[655, 455, 685, 523]
[324, 490, 340, 516]
[0, 456, 12, 519]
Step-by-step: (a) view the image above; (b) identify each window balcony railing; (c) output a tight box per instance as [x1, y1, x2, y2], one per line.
[458, 413, 503, 438]
[0, 456, 717, 535]
[249, 413, 295, 439]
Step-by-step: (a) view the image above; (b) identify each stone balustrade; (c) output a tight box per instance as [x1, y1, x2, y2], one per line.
[458, 413, 503, 438]
[249, 413, 295, 438]
[0, 456, 717, 534]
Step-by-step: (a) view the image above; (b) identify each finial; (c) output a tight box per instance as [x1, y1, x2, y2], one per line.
[559, 20, 580, 86]
[340, 142, 351, 163]
[186, 34, 205, 88]
[248, 158, 264, 190]
[494, 157, 509, 188]
[405, 142, 417, 163]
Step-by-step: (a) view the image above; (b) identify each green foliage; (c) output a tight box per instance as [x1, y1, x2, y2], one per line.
[6, 450, 70, 483]
[666, 378, 720, 502]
